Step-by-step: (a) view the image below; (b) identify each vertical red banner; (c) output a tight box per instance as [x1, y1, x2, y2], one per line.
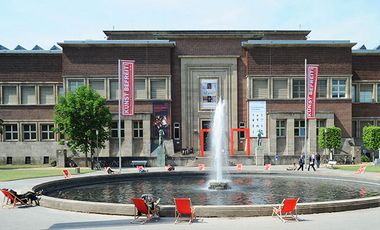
[306, 64, 319, 119]
[119, 60, 135, 116]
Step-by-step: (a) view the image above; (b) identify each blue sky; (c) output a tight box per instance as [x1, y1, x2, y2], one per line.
[1, 0, 379, 50]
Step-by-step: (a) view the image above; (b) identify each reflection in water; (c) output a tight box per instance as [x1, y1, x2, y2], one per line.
[48, 174, 380, 205]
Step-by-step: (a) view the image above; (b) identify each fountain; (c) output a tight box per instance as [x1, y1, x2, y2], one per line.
[208, 99, 231, 190]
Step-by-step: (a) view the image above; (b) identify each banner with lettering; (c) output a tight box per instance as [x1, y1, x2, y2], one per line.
[306, 64, 319, 119]
[119, 60, 135, 116]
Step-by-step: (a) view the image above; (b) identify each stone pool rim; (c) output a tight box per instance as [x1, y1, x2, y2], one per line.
[33, 171, 380, 217]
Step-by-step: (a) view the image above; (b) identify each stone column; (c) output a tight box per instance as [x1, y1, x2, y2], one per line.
[309, 119, 317, 154]
[124, 119, 133, 156]
[286, 118, 295, 155]
[143, 117, 151, 157]
[269, 115, 277, 154]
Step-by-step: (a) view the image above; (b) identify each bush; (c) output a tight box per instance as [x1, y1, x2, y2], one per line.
[50, 160, 57, 167]
[361, 155, 370, 162]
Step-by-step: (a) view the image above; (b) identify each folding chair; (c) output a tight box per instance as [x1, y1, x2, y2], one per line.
[62, 169, 72, 179]
[264, 163, 272, 170]
[272, 198, 300, 222]
[355, 165, 367, 174]
[198, 164, 205, 171]
[130, 198, 152, 224]
[174, 198, 196, 224]
[236, 163, 243, 171]
[137, 166, 148, 173]
[1, 189, 30, 208]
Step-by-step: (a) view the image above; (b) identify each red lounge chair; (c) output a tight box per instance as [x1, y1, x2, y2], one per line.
[137, 166, 148, 173]
[198, 164, 205, 171]
[131, 198, 152, 224]
[355, 165, 367, 174]
[264, 164, 272, 170]
[63, 169, 72, 179]
[236, 164, 243, 171]
[272, 198, 300, 222]
[1, 189, 30, 208]
[174, 198, 196, 224]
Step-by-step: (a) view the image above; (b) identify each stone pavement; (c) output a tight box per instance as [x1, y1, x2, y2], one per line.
[1, 166, 379, 230]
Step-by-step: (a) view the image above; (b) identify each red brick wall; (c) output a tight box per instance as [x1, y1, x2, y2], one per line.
[352, 55, 380, 81]
[352, 103, 380, 117]
[0, 106, 55, 120]
[247, 47, 352, 75]
[0, 54, 62, 82]
[62, 47, 171, 76]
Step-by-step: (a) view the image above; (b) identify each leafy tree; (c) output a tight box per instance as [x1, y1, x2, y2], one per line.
[54, 86, 112, 168]
[0, 118, 3, 135]
[318, 127, 342, 160]
[363, 126, 380, 162]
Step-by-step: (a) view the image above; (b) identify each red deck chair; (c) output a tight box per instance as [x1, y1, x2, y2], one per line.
[130, 198, 152, 224]
[236, 164, 243, 171]
[272, 198, 300, 222]
[1, 189, 29, 208]
[264, 164, 272, 170]
[63, 169, 72, 179]
[137, 166, 148, 173]
[174, 198, 196, 224]
[355, 165, 367, 174]
[198, 164, 205, 171]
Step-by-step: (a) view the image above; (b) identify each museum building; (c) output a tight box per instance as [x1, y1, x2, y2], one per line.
[0, 30, 379, 165]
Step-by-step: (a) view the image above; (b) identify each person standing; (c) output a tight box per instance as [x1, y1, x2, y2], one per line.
[297, 155, 305, 171]
[316, 153, 321, 168]
[308, 154, 316, 171]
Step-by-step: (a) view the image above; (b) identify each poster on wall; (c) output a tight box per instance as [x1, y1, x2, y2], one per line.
[200, 79, 218, 109]
[152, 102, 171, 139]
[249, 101, 267, 137]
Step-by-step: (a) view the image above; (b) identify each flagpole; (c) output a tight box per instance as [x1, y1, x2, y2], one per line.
[118, 59, 122, 173]
[304, 59, 308, 164]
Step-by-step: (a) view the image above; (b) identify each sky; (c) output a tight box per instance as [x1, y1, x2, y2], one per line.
[1, 0, 379, 50]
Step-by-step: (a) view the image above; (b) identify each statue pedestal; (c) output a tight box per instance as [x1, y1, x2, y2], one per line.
[156, 145, 166, 167]
[256, 147, 264, 166]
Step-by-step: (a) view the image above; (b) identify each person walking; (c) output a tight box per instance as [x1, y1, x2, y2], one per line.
[308, 154, 316, 171]
[316, 152, 321, 168]
[297, 155, 305, 171]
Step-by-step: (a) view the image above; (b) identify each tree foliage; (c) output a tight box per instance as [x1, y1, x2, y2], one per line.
[318, 126, 342, 153]
[54, 86, 112, 167]
[363, 126, 380, 152]
[0, 118, 3, 135]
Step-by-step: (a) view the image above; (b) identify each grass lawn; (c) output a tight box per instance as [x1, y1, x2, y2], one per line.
[335, 165, 380, 173]
[0, 166, 94, 181]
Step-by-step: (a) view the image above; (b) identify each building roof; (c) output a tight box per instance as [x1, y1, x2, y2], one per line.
[0, 50, 62, 54]
[352, 49, 380, 56]
[58, 40, 176, 47]
[241, 40, 356, 47]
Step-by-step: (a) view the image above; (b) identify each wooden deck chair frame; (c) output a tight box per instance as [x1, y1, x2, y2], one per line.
[130, 198, 152, 224]
[1, 189, 30, 208]
[174, 198, 196, 224]
[63, 169, 72, 179]
[272, 198, 299, 222]
[355, 165, 366, 174]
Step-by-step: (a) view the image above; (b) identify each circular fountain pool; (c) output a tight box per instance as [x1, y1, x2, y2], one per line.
[46, 173, 380, 205]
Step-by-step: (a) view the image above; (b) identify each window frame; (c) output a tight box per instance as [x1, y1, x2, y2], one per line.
[294, 120, 305, 137]
[4, 124, 18, 141]
[331, 79, 347, 98]
[39, 85, 55, 105]
[359, 83, 373, 103]
[292, 79, 305, 99]
[272, 78, 288, 99]
[276, 120, 286, 137]
[150, 78, 168, 100]
[111, 121, 125, 138]
[251, 78, 269, 99]
[22, 123, 37, 141]
[173, 122, 180, 140]
[67, 78, 85, 93]
[133, 120, 143, 138]
[41, 123, 55, 141]
[88, 79, 106, 97]
[2, 85, 18, 105]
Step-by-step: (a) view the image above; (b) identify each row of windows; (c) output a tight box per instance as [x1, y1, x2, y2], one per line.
[0, 84, 63, 105]
[352, 120, 380, 138]
[250, 77, 349, 99]
[67, 77, 170, 100]
[352, 83, 380, 103]
[5, 156, 50, 165]
[2, 123, 55, 141]
[110, 121, 143, 139]
[275, 119, 326, 137]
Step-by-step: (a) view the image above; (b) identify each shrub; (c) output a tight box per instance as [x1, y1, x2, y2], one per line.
[50, 160, 57, 167]
[361, 155, 370, 162]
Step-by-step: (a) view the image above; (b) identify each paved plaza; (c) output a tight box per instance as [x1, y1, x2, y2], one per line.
[1, 166, 379, 230]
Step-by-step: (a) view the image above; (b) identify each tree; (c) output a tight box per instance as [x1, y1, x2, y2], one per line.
[0, 118, 3, 135]
[318, 127, 342, 160]
[54, 86, 112, 168]
[363, 126, 380, 162]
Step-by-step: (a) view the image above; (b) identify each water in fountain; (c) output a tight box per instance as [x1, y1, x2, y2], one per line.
[208, 99, 230, 190]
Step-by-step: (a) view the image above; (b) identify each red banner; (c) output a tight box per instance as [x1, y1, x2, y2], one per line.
[119, 60, 135, 116]
[306, 64, 319, 119]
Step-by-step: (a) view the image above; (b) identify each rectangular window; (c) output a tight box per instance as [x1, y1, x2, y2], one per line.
[89, 79, 105, 97]
[239, 122, 246, 139]
[6, 157, 12, 165]
[332, 79, 346, 98]
[43, 156, 49, 164]
[294, 120, 305, 137]
[359, 84, 373, 103]
[252, 79, 268, 98]
[40, 86, 54, 104]
[151, 79, 166, 99]
[276, 120, 286, 137]
[4, 124, 18, 141]
[377, 85, 380, 103]
[273, 79, 288, 99]
[135, 79, 146, 99]
[173, 122, 180, 140]
[352, 85, 357, 102]
[111, 121, 125, 138]
[109, 79, 119, 100]
[57, 85, 64, 97]
[21, 86, 36, 104]
[41, 124, 55, 140]
[23, 124, 37, 141]
[68, 79, 84, 92]
[133, 120, 143, 138]
[25, 156, 31, 164]
[2, 86, 17, 104]
[359, 120, 374, 137]
[317, 79, 327, 98]
[292, 79, 305, 98]
[316, 119, 326, 136]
